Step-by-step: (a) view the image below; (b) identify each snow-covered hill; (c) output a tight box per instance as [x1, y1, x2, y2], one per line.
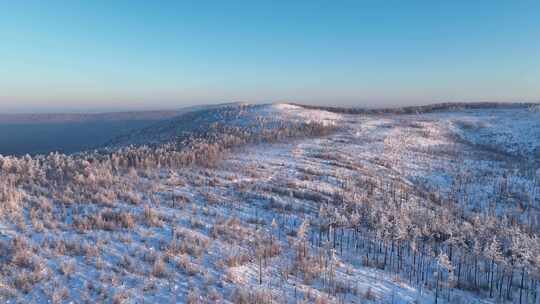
[106, 103, 340, 148]
[0, 103, 539, 303]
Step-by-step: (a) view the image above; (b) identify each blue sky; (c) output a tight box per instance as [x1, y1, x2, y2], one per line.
[1, 1, 539, 113]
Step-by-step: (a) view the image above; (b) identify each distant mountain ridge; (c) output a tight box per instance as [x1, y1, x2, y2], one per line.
[0, 103, 250, 125]
[292, 101, 539, 115]
[0, 110, 183, 125]
[2, 101, 536, 124]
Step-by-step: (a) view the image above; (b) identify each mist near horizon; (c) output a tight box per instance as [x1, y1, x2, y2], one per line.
[2, 99, 539, 115]
[0, 120, 154, 156]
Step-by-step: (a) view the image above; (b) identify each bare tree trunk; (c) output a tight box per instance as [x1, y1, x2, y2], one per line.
[520, 267, 525, 304]
[507, 269, 514, 300]
[457, 255, 462, 289]
[489, 259, 495, 297]
[435, 271, 440, 304]
[259, 256, 262, 285]
[474, 257, 478, 290]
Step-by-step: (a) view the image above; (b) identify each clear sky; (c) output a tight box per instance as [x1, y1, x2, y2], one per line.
[1, 0, 539, 113]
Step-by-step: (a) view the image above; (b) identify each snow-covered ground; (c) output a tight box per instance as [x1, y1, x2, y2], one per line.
[1, 103, 539, 303]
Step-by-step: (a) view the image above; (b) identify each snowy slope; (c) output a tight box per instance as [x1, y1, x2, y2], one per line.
[106, 103, 340, 149]
[444, 108, 540, 159]
[0, 103, 539, 304]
